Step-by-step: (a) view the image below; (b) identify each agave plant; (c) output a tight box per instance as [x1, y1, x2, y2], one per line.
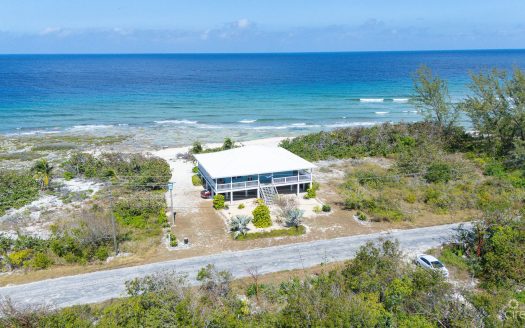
[284, 208, 304, 228]
[229, 215, 252, 239]
[32, 159, 54, 190]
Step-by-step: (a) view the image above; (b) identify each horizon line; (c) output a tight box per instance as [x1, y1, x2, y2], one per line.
[1, 47, 525, 56]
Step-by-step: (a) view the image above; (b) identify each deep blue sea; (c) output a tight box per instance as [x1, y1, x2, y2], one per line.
[1, 50, 525, 146]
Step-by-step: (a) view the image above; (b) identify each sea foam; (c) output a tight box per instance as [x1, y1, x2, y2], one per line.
[154, 120, 198, 125]
[393, 98, 409, 103]
[360, 98, 384, 103]
[239, 119, 257, 124]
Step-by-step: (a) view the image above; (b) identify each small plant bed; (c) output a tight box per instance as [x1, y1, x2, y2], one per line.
[234, 225, 306, 240]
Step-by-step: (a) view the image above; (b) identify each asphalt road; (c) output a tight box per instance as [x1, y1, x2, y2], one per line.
[0, 223, 467, 309]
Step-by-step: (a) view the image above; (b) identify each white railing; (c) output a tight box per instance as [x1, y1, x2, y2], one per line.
[212, 174, 312, 192]
[216, 180, 259, 191]
[273, 174, 311, 185]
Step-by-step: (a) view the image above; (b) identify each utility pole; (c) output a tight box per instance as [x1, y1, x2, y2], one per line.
[108, 184, 119, 255]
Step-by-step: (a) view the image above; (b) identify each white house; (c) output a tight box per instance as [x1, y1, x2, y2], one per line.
[194, 145, 315, 204]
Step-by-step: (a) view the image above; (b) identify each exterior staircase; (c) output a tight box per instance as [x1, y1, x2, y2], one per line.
[260, 184, 278, 205]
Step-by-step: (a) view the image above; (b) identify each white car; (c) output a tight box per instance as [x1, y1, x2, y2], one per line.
[415, 254, 449, 278]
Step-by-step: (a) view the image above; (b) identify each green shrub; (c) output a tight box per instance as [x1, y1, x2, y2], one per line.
[64, 152, 171, 191]
[246, 283, 270, 297]
[322, 204, 331, 212]
[7, 249, 33, 268]
[424, 163, 453, 183]
[305, 187, 316, 199]
[238, 203, 245, 209]
[0, 170, 40, 216]
[424, 186, 452, 211]
[95, 247, 109, 261]
[354, 168, 395, 188]
[356, 211, 367, 221]
[438, 247, 469, 272]
[191, 142, 203, 154]
[192, 166, 199, 173]
[483, 161, 505, 177]
[313, 205, 322, 213]
[191, 174, 202, 186]
[252, 204, 272, 228]
[28, 252, 52, 269]
[63, 171, 75, 180]
[279, 121, 454, 161]
[404, 191, 417, 204]
[114, 197, 166, 229]
[344, 193, 376, 210]
[64, 253, 80, 264]
[213, 194, 225, 210]
[168, 232, 178, 247]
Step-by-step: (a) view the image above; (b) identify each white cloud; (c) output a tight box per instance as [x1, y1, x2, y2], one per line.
[39, 27, 61, 35]
[38, 27, 72, 37]
[236, 18, 250, 29]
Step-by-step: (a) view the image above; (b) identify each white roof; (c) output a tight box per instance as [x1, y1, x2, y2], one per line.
[194, 146, 316, 179]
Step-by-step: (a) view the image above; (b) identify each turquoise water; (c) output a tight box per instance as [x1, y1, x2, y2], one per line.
[1, 50, 525, 146]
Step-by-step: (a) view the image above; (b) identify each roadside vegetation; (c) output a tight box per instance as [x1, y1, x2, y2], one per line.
[4, 239, 523, 327]
[0, 152, 171, 273]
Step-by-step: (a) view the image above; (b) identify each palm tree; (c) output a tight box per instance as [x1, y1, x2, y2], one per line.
[229, 215, 251, 239]
[32, 159, 54, 190]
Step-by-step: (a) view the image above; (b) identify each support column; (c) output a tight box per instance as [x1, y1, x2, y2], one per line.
[257, 174, 260, 199]
[296, 183, 300, 196]
[245, 189, 248, 197]
[230, 191, 233, 205]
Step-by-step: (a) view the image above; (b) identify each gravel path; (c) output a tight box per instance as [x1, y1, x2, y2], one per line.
[0, 222, 467, 309]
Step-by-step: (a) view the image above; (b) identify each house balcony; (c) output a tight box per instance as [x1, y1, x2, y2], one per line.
[210, 173, 312, 192]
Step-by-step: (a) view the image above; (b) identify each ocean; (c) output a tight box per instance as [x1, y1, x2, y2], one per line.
[1, 50, 525, 147]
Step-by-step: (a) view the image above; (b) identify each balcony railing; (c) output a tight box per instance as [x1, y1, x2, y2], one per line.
[216, 180, 259, 191]
[272, 174, 312, 185]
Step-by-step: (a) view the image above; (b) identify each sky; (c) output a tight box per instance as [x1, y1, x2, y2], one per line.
[1, 0, 524, 54]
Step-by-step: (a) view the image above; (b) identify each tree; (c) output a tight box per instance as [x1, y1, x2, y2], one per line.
[31, 159, 53, 190]
[460, 68, 525, 155]
[412, 65, 459, 132]
[191, 141, 203, 154]
[222, 138, 234, 150]
[229, 215, 251, 239]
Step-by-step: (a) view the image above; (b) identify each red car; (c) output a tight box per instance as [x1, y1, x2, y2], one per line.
[200, 190, 211, 199]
